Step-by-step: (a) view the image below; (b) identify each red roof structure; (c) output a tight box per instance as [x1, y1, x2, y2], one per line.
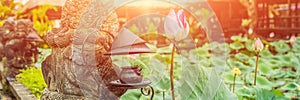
[22, 0, 65, 20]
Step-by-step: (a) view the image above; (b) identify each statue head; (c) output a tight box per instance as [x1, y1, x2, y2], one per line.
[2, 19, 16, 40]
[15, 20, 29, 39]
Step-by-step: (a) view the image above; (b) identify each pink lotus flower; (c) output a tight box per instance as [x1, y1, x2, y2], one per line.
[252, 38, 264, 52]
[290, 35, 297, 43]
[269, 32, 275, 38]
[248, 28, 253, 34]
[164, 9, 189, 41]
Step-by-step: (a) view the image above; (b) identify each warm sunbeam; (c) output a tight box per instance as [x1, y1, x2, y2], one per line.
[126, 0, 175, 8]
[1, 0, 300, 100]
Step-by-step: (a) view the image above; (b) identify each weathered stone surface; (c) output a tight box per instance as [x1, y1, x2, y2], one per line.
[7, 78, 37, 100]
[41, 0, 127, 99]
[0, 19, 39, 78]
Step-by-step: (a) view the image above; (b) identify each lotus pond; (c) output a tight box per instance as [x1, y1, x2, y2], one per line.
[110, 35, 300, 100]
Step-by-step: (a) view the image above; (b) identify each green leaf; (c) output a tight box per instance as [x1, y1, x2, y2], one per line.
[259, 49, 273, 57]
[292, 38, 300, 53]
[263, 58, 281, 69]
[198, 60, 211, 68]
[273, 96, 290, 100]
[258, 64, 272, 75]
[271, 40, 290, 54]
[120, 90, 141, 100]
[272, 89, 285, 97]
[285, 71, 297, 78]
[256, 76, 275, 90]
[227, 58, 251, 73]
[236, 86, 255, 98]
[178, 65, 208, 100]
[230, 42, 245, 50]
[146, 59, 170, 91]
[16, 67, 47, 98]
[210, 43, 231, 54]
[223, 73, 234, 83]
[288, 55, 300, 69]
[269, 69, 285, 78]
[245, 75, 274, 90]
[231, 36, 248, 42]
[280, 83, 298, 91]
[211, 57, 227, 68]
[234, 53, 250, 62]
[191, 46, 210, 57]
[231, 36, 242, 41]
[255, 88, 275, 100]
[272, 80, 285, 87]
[223, 73, 243, 85]
[278, 55, 294, 66]
[213, 82, 237, 100]
[245, 39, 255, 51]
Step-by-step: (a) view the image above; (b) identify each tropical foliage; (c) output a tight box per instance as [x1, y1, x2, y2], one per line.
[29, 5, 57, 39]
[0, 0, 24, 25]
[16, 67, 47, 99]
[16, 48, 51, 99]
[0, 0, 56, 48]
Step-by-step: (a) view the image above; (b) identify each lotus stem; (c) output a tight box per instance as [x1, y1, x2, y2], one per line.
[163, 90, 165, 100]
[297, 90, 299, 97]
[170, 43, 176, 100]
[254, 53, 259, 86]
[289, 43, 293, 53]
[233, 74, 236, 92]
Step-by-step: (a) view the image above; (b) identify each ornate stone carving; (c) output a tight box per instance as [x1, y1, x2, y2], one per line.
[41, 0, 127, 99]
[0, 19, 39, 77]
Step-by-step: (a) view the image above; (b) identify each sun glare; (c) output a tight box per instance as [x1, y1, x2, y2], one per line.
[126, 0, 175, 8]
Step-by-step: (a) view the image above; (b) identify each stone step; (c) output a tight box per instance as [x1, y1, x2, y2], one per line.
[7, 77, 37, 100]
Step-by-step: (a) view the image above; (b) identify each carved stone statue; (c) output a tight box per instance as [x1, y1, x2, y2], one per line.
[41, 0, 127, 99]
[0, 19, 39, 77]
